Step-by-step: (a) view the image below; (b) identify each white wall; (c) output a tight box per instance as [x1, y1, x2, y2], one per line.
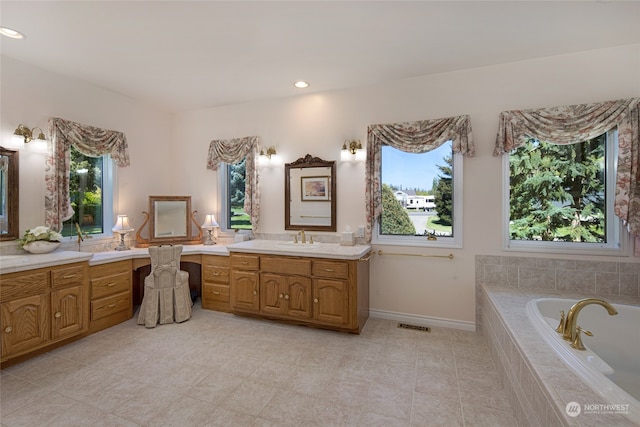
[173, 44, 640, 327]
[3, 44, 639, 328]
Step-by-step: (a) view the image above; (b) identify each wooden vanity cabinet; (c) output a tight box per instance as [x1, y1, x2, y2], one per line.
[89, 260, 133, 333]
[230, 252, 369, 333]
[1, 262, 89, 365]
[201, 255, 231, 312]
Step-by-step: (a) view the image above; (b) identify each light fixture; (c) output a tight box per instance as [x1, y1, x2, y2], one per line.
[112, 215, 134, 251]
[294, 81, 310, 89]
[259, 146, 277, 159]
[11, 124, 48, 152]
[201, 214, 219, 245]
[341, 139, 365, 161]
[0, 27, 25, 39]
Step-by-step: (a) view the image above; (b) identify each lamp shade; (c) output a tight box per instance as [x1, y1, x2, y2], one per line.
[112, 215, 134, 233]
[202, 214, 219, 229]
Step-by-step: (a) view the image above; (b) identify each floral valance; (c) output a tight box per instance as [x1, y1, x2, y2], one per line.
[364, 115, 475, 242]
[45, 117, 130, 231]
[206, 136, 261, 231]
[493, 98, 640, 240]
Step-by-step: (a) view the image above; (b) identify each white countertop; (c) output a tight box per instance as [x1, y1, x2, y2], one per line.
[226, 239, 371, 260]
[0, 251, 94, 274]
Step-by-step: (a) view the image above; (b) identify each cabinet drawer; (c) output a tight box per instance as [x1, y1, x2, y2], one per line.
[0, 271, 48, 302]
[202, 283, 230, 303]
[203, 265, 230, 283]
[91, 292, 131, 321]
[52, 264, 86, 288]
[91, 272, 130, 299]
[261, 256, 311, 276]
[231, 254, 260, 270]
[90, 260, 132, 278]
[202, 255, 230, 268]
[312, 260, 349, 280]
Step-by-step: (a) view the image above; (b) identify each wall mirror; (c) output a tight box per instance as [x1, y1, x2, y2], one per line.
[0, 148, 19, 241]
[285, 154, 336, 232]
[136, 196, 202, 246]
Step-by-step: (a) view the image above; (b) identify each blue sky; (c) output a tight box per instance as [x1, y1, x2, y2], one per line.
[381, 141, 452, 191]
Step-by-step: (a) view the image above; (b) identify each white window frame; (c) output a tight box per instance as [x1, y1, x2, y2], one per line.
[502, 129, 630, 256]
[373, 151, 463, 249]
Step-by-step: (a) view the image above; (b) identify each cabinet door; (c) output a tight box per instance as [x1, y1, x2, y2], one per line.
[260, 273, 285, 316]
[286, 276, 312, 320]
[231, 270, 260, 312]
[1, 294, 49, 358]
[51, 285, 85, 340]
[313, 278, 349, 326]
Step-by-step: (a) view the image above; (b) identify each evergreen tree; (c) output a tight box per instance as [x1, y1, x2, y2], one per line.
[434, 155, 453, 225]
[509, 136, 605, 242]
[229, 158, 246, 210]
[381, 184, 416, 235]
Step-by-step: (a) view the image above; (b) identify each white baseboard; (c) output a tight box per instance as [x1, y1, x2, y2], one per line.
[369, 309, 476, 332]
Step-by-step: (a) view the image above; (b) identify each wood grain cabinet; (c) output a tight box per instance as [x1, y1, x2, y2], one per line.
[230, 252, 369, 333]
[89, 260, 133, 333]
[1, 262, 89, 366]
[201, 255, 231, 312]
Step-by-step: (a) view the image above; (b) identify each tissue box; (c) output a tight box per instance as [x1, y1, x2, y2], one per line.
[340, 232, 355, 246]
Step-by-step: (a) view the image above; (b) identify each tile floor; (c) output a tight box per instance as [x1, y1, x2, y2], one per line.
[1, 304, 517, 426]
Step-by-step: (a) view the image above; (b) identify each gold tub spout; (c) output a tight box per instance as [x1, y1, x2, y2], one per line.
[562, 298, 618, 342]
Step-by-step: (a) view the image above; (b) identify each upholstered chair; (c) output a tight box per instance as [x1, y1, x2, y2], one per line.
[137, 245, 192, 328]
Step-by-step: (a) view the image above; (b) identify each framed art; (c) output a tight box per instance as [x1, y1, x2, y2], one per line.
[301, 176, 329, 201]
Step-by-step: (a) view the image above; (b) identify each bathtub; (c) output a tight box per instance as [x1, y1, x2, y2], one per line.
[526, 298, 640, 423]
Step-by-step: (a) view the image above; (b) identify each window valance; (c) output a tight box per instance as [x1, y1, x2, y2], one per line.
[364, 115, 475, 242]
[206, 136, 261, 231]
[493, 98, 640, 239]
[45, 117, 130, 231]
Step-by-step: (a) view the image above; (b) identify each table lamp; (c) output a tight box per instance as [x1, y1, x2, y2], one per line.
[202, 214, 219, 245]
[112, 215, 134, 251]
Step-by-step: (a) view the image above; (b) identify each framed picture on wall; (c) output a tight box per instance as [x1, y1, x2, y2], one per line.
[301, 176, 330, 201]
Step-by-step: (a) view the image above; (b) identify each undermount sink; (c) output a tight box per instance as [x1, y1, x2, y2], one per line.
[277, 241, 323, 249]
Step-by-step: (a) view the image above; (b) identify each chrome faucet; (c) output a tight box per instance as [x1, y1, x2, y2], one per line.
[298, 230, 306, 244]
[562, 298, 618, 342]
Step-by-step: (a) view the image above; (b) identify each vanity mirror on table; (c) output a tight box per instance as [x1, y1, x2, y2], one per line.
[0, 148, 19, 241]
[135, 196, 203, 247]
[285, 154, 336, 232]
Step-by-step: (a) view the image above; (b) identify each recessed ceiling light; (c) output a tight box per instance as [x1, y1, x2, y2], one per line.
[0, 26, 25, 39]
[294, 81, 310, 89]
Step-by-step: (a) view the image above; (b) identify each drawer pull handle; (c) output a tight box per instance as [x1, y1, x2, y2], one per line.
[252, 290, 257, 295]
[314, 298, 319, 303]
[212, 291, 220, 295]
[106, 282, 116, 287]
[212, 272, 220, 276]
[107, 303, 117, 308]
[63, 274, 76, 279]
[324, 268, 335, 272]
[240, 261, 249, 265]
[279, 294, 284, 299]
[284, 294, 290, 300]
[4, 326, 12, 333]
[54, 312, 62, 318]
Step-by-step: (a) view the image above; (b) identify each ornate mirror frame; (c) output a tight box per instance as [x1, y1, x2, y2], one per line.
[0, 148, 19, 241]
[285, 154, 336, 232]
[136, 196, 202, 247]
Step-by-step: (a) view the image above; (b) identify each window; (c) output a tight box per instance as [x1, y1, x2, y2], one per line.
[219, 157, 252, 231]
[375, 140, 463, 248]
[504, 129, 624, 254]
[61, 146, 114, 237]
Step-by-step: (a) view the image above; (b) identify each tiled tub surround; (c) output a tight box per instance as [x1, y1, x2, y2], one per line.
[476, 255, 640, 426]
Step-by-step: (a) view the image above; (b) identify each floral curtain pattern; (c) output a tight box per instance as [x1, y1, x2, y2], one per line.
[364, 115, 475, 242]
[206, 136, 260, 231]
[493, 98, 640, 242]
[45, 117, 130, 231]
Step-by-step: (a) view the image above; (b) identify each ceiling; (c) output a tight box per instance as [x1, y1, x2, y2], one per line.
[1, 1, 639, 113]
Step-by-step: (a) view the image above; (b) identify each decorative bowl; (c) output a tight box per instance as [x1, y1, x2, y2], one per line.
[22, 241, 61, 254]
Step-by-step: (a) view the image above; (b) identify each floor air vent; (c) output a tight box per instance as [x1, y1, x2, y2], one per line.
[397, 323, 431, 332]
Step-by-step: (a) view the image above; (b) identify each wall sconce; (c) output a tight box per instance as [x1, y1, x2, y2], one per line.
[341, 139, 365, 161]
[112, 214, 134, 251]
[10, 124, 48, 152]
[260, 146, 277, 159]
[201, 214, 219, 245]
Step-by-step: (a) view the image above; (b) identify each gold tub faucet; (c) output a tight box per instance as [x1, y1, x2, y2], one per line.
[562, 298, 618, 342]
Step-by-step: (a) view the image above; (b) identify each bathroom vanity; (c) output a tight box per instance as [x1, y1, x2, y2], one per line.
[226, 240, 372, 334]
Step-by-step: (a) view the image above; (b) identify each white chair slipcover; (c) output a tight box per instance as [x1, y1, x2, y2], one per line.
[137, 245, 192, 328]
